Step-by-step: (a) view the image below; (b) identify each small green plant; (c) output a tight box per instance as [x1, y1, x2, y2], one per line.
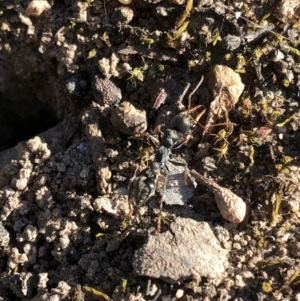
[128, 67, 144, 82]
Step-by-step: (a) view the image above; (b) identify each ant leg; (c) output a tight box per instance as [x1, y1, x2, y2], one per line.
[192, 107, 207, 128]
[151, 124, 162, 136]
[156, 170, 168, 233]
[187, 75, 204, 112]
[183, 165, 190, 186]
[197, 119, 236, 130]
[177, 83, 191, 109]
[124, 166, 139, 220]
[185, 104, 206, 115]
[176, 76, 203, 111]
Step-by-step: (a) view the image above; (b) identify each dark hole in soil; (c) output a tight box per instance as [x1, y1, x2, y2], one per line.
[0, 75, 59, 151]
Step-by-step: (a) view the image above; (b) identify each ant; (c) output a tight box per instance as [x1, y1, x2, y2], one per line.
[126, 75, 231, 227]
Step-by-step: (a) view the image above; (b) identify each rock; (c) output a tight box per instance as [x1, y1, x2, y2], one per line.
[0, 222, 10, 248]
[208, 65, 244, 106]
[85, 56, 122, 106]
[91, 77, 122, 106]
[111, 7, 134, 25]
[223, 35, 242, 51]
[274, 0, 300, 22]
[110, 101, 147, 135]
[163, 161, 194, 206]
[25, 0, 51, 17]
[133, 218, 228, 283]
[200, 65, 245, 142]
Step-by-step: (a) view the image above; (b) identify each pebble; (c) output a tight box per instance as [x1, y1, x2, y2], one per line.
[25, 0, 51, 17]
[274, 0, 300, 22]
[111, 7, 134, 25]
[163, 162, 194, 206]
[175, 289, 184, 299]
[0, 222, 10, 247]
[277, 126, 287, 133]
[110, 101, 147, 135]
[118, 0, 132, 4]
[79, 166, 89, 178]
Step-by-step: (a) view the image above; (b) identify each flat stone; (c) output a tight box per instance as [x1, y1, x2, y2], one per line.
[133, 217, 228, 283]
[163, 162, 194, 206]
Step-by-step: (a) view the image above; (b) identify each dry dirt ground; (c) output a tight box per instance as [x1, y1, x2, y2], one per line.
[1, 0, 300, 300]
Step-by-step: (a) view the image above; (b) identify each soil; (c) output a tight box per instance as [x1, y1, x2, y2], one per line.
[1, 0, 300, 300]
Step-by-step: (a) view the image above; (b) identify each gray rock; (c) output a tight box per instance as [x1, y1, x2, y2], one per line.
[133, 217, 228, 283]
[163, 162, 194, 206]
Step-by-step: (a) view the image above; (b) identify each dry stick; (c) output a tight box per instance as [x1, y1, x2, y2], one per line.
[190, 169, 246, 223]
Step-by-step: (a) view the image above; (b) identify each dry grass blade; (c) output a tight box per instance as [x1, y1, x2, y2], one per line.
[175, 0, 193, 29]
[83, 286, 112, 301]
[190, 169, 246, 223]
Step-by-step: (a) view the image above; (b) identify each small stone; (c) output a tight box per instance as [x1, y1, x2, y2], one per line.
[133, 218, 228, 283]
[11, 177, 29, 191]
[271, 49, 285, 62]
[163, 162, 194, 206]
[223, 35, 241, 51]
[274, 0, 300, 22]
[110, 101, 147, 135]
[65, 77, 87, 97]
[0, 222, 10, 247]
[111, 7, 134, 25]
[80, 166, 89, 179]
[25, 0, 51, 17]
[93, 195, 129, 218]
[175, 289, 184, 299]
[277, 126, 287, 133]
[98, 58, 111, 78]
[22, 225, 38, 242]
[118, 0, 132, 4]
[146, 283, 158, 296]
[208, 65, 245, 105]
[91, 76, 122, 106]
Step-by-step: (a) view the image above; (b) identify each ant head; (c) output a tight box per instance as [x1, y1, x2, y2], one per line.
[172, 112, 193, 135]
